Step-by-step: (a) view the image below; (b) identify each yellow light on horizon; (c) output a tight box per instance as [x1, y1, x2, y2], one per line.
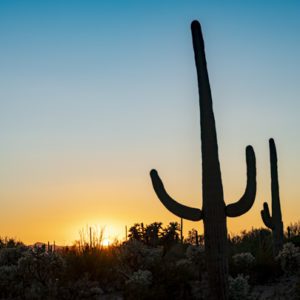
[101, 238, 110, 247]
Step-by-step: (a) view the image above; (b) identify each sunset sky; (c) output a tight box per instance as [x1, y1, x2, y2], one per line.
[0, 1, 299, 245]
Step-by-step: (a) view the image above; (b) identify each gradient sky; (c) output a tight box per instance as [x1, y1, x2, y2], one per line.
[0, 0, 299, 245]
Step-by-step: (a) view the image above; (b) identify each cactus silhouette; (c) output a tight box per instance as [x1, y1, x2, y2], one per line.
[150, 21, 256, 300]
[261, 138, 283, 256]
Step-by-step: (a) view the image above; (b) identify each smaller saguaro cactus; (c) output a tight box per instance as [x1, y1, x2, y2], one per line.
[261, 138, 284, 256]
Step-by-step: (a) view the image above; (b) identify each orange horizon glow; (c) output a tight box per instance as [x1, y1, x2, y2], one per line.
[1, 144, 299, 245]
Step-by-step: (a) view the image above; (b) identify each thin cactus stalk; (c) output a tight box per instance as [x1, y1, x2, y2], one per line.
[180, 218, 183, 243]
[261, 138, 284, 256]
[150, 20, 256, 300]
[287, 226, 291, 239]
[195, 230, 199, 246]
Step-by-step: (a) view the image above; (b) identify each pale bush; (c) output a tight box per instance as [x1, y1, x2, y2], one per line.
[17, 250, 65, 299]
[276, 242, 300, 274]
[126, 269, 152, 287]
[125, 269, 153, 299]
[118, 239, 146, 269]
[229, 274, 251, 300]
[232, 252, 255, 270]
[141, 247, 162, 269]
[176, 258, 191, 267]
[119, 240, 163, 271]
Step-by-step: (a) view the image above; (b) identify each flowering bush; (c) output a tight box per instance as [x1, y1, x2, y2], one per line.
[229, 274, 251, 300]
[276, 242, 300, 274]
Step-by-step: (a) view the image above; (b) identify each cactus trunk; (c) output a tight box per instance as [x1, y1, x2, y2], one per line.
[191, 21, 228, 299]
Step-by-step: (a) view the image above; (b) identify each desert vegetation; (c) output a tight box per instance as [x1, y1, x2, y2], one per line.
[0, 222, 299, 299]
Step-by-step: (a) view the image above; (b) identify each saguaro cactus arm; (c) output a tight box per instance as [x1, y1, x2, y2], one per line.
[150, 170, 203, 221]
[261, 202, 274, 229]
[226, 146, 256, 217]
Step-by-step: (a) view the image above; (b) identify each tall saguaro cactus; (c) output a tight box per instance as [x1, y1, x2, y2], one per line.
[150, 21, 256, 300]
[261, 138, 283, 256]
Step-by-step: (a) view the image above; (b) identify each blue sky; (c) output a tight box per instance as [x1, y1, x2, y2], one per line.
[0, 1, 299, 243]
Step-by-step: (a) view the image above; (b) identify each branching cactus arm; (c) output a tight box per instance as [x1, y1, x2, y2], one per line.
[150, 170, 203, 221]
[261, 202, 274, 229]
[226, 146, 256, 217]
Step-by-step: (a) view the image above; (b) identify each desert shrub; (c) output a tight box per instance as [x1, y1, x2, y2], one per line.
[175, 258, 194, 278]
[229, 229, 279, 284]
[117, 239, 148, 273]
[0, 247, 27, 266]
[124, 269, 153, 299]
[119, 241, 196, 298]
[287, 221, 300, 237]
[0, 242, 39, 299]
[290, 236, 300, 247]
[0, 237, 25, 249]
[232, 252, 255, 268]
[295, 277, 300, 300]
[126, 269, 152, 287]
[186, 245, 205, 264]
[0, 265, 21, 299]
[185, 228, 204, 246]
[286, 221, 300, 246]
[18, 249, 65, 299]
[229, 228, 272, 257]
[232, 252, 255, 276]
[229, 274, 251, 300]
[185, 244, 206, 280]
[276, 242, 300, 275]
[151, 261, 195, 299]
[140, 247, 163, 269]
[0, 238, 28, 267]
[62, 245, 120, 292]
[251, 231, 280, 284]
[163, 243, 187, 262]
[58, 274, 104, 300]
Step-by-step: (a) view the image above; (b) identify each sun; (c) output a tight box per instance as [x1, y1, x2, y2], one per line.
[101, 238, 110, 247]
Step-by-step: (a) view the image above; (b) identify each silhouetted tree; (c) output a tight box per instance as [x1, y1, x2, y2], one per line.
[128, 223, 144, 242]
[144, 222, 162, 246]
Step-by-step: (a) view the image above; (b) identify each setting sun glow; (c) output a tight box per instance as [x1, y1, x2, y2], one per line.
[101, 238, 110, 247]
